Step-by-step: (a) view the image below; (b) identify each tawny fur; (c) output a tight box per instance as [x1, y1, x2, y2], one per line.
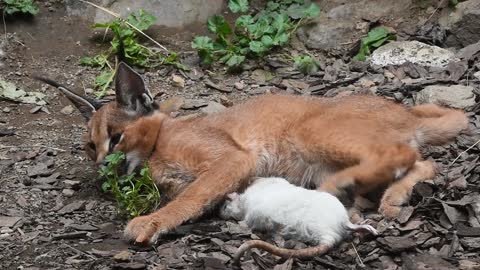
[34, 60, 469, 245]
[219, 177, 379, 264]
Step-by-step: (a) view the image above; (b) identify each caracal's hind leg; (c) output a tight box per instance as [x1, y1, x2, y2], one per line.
[317, 142, 419, 199]
[379, 160, 436, 219]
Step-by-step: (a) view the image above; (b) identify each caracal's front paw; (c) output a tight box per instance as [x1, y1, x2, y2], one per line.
[378, 203, 402, 220]
[124, 214, 164, 245]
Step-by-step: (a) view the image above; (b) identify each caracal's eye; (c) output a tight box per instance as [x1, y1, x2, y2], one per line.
[109, 133, 122, 150]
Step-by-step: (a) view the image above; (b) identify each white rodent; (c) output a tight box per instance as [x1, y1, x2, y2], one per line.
[220, 177, 379, 264]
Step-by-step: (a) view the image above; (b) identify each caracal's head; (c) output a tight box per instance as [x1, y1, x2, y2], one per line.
[34, 61, 160, 172]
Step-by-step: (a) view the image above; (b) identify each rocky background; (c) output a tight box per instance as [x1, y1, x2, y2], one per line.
[0, 0, 479, 269]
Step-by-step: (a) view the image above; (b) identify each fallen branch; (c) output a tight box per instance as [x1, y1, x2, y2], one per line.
[449, 139, 480, 167]
[0, 144, 66, 152]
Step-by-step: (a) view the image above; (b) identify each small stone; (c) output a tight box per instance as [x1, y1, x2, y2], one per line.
[3, 107, 11, 113]
[0, 228, 13, 234]
[68, 223, 98, 231]
[30, 106, 43, 114]
[52, 231, 88, 240]
[200, 101, 226, 114]
[16, 196, 28, 208]
[234, 82, 244, 90]
[58, 200, 85, 215]
[60, 105, 74, 115]
[171, 74, 185, 88]
[251, 69, 273, 83]
[63, 180, 81, 189]
[449, 177, 468, 189]
[474, 71, 480, 81]
[181, 99, 208, 110]
[113, 262, 146, 270]
[403, 254, 456, 270]
[85, 88, 94, 94]
[85, 200, 97, 211]
[114, 250, 132, 262]
[27, 163, 54, 178]
[62, 189, 75, 197]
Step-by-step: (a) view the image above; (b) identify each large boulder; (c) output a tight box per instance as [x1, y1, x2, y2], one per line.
[296, 19, 359, 52]
[66, 0, 227, 28]
[439, 0, 480, 48]
[370, 41, 458, 68]
[296, 0, 415, 53]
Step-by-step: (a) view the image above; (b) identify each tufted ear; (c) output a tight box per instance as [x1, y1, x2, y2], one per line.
[114, 62, 158, 115]
[33, 76, 103, 120]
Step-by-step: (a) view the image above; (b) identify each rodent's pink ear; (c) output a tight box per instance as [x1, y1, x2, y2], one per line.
[227, 193, 240, 201]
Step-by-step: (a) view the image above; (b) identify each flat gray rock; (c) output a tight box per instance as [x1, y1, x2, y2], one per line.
[370, 41, 458, 68]
[415, 85, 475, 109]
[0, 216, 22, 228]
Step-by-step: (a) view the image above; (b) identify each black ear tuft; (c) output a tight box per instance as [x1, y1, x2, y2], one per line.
[32, 75, 102, 120]
[114, 62, 156, 115]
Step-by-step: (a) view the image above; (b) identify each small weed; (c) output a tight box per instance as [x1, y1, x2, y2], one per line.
[293, 54, 320, 74]
[449, 0, 458, 7]
[192, 0, 320, 70]
[81, 9, 187, 97]
[99, 152, 161, 219]
[2, 0, 39, 16]
[354, 26, 396, 61]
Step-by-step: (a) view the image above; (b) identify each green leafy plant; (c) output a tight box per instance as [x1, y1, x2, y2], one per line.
[449, 0, 458, 7]
[81, 9, 187, 97]
[2, 0, 39, 15]
[192, 0, 320, 69]
[354, 26, 396, 61]
[293, 54, 320, 74]
[99, 152, 161, 219]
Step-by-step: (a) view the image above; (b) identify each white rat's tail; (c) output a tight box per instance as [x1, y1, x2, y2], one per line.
[346, 222, 379, 235]
[233, 240, 331, 265]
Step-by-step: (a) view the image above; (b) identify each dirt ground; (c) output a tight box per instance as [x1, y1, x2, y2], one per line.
[1, 1, 480, 270]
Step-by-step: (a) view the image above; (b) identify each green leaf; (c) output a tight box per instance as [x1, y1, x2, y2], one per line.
[105, 152, 126, 165]
[235, 15, 254, 27]
[4, 0, 38, 15]
[207, 15, 232, 36]
[272, 13, 290, 33]
[226, 54, 245, 67]
[303, 3, 320, 18]
[101, 181, 111, 192]
[286, 4, 305, 19]
[249, 41, 267, 53]
[287, 2, 320, 19]
[261, 35, 273, 47]
[247, 17, 273, 39]
[198, 49, 214, 65]
[273, 32, 289, 45]
[192, 36, 214, 50]
[94, 70, 115, 97]
[370, 37, 389, 48]
[228, 0, 249, 13]
[364, 27, 390, 44]
[126, 9, 157, 31]
[266, 2, 280, 11]
[353, 26, 395, 61]
[79, 55, 108, 67]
